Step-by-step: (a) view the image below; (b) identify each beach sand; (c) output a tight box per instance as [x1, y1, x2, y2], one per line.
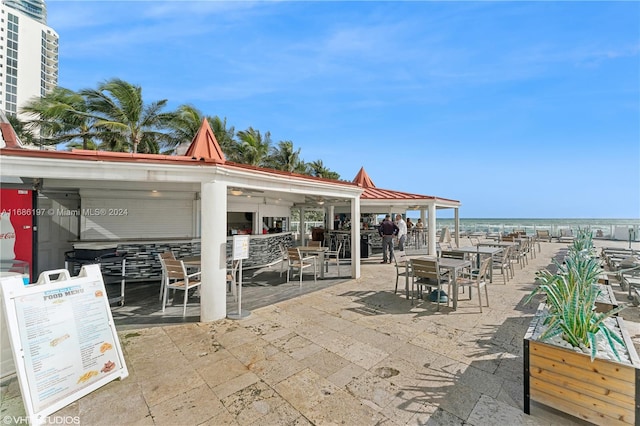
[2, 239, 639, 425]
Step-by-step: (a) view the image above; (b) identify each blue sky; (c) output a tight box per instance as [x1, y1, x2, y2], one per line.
[47, 1, 639, 219]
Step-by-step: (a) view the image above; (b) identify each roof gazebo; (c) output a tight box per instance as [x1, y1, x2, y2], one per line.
[335, 167, 461, 254]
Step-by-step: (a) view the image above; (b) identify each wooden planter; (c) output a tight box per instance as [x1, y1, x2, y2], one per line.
[595, 283, 619, 314]
[524, 305, 640, 425]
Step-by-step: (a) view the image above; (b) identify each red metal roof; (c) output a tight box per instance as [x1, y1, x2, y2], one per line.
[185, 119, 226, 163]
[353, 167, 376, 188]
[0, 123, 20, 148]
[352, 167, 459, 204]
[0, 118, 458, 203]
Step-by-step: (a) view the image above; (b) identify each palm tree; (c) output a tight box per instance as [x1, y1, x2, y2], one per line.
[164, 105, 237, 156]
[81, 78, 173, 153]
[66, 139, 100, 150]
[265, 140, 305, 172]
[209, 116, 236, 159]
[235, 127, 271, 166]
[20, 87, 98, 149]
[165, 104, 204, 152]
[307, 159, 340, 179]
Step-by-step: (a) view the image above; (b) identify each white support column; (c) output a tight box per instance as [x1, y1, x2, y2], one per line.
[420, 208, 427, 247]
[200, 181, 228, 322]
[454, 208, 460, 248]
[193, 194, 201, 238]
[300, 207, 306, 246]
[350, 197, 361, 279]
[328, 205, 335, 230]
[253, 210, 261, 235]
[428, 204, 437, 256]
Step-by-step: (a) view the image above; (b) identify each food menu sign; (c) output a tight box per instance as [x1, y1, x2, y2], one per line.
[232, 234, 250, 260]
[1, 264, 128, 425]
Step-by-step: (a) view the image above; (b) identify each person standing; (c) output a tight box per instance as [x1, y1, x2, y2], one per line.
[379, 214, 398, 263]
[414, 218, 425, 246]
[395, 214, 408, 251]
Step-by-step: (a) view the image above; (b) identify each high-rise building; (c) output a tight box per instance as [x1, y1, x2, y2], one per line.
[0, 0, 58, 120]
[3, 0, 46, 24]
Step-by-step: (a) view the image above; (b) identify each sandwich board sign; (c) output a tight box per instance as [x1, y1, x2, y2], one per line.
[0, 264, 128, 425]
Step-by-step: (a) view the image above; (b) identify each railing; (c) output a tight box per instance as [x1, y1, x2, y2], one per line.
[290, 220, 640, 242]
[434, 221, 640, 241]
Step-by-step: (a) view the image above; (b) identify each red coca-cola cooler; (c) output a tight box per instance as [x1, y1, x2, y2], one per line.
[0, 189, 33, 284]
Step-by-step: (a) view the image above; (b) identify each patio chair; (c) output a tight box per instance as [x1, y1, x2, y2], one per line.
[324, 241, 343, 277]
[512, 239, 529, 269]
[492, 245, 513, 284]
[286, 247, 317, 287]
[558, 229, 575, 243]
[393, 250, 411, 297]
[454, 257, 491, 313]
[279, 242, 289, 277]
[336, 233, 350, 257]
[618, 261, 640, 300]
[536, 230, 552, 243]
[161, 259, 202, 317]
[410, 258, 450, 310]
[307, 240, 322, 247]
[440, 250, 470, 278]
[440, 250, 465, 260]
[157, 251, 176, 301]
[529, 235, 539, 257]
[324, 233, 334, 250]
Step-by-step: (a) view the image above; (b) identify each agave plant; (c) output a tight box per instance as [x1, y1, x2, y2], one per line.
[529, 274, 626, 361]
[560, 254, 603, 289]
[526, 229, 626, 361]
[568, 227, 596, 258]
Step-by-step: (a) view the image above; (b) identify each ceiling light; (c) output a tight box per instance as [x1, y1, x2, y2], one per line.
[230, 188, 243, 196]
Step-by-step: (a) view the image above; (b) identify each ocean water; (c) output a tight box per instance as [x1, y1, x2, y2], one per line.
[431, 218, 640, 240]
[295, 218, 640, 241]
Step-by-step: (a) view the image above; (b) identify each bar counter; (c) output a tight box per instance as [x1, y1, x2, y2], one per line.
[68, 232, 294, 281]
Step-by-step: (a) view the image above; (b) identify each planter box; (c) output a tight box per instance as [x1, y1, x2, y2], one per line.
[524, 305, 640, 425]
[595, 283, 619, 314]
[598, 273, 611, 285]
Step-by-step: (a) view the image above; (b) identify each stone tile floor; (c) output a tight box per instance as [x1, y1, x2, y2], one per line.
[2, 240, 640, 425]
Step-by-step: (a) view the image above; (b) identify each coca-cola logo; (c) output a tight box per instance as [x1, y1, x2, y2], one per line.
[0, 232, 16, 239]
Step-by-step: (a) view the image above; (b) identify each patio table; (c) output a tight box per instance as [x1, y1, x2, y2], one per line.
[297, 246, 329, 279]
[407, 256, 471, 310]
[451, 245, 503, 283]
[479, 241, 517, 248]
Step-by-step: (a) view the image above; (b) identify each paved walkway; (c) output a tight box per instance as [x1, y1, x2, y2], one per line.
[2, 240, 639, 425]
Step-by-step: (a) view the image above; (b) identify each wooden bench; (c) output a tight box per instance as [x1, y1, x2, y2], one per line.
[558, 229, 575, 243]
[535, 230, 552, 242]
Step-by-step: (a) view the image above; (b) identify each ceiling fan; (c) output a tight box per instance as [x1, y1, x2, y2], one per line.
[228, 187, 265, 196]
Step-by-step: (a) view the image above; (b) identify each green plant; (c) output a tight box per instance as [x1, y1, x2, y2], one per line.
[568, 227, 596, 257]
[527, 273, 625, 361]
[526, 229, 626, 361]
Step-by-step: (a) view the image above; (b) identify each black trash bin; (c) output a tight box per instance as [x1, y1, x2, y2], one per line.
[360, 234, 370, 258]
